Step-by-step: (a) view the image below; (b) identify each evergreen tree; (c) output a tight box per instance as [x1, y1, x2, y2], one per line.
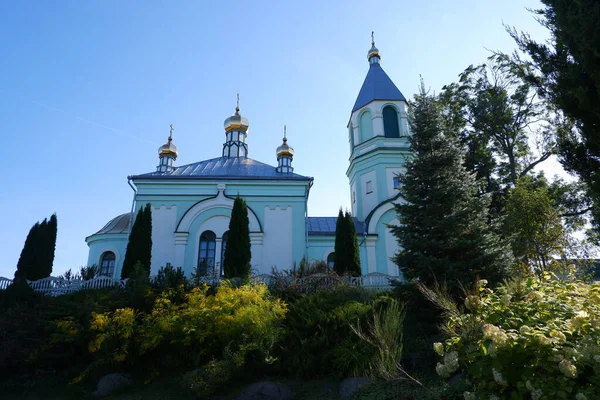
[509, 0, 600, 236]
[344, 211, 361, 276]
[333, 209, 346, 275]
[40, 213, 57, 279]
[392, 81, 512, 295]
[14, 221, 41, 280]
[223, 196, 251, 279]
[121, 204, 153, 279]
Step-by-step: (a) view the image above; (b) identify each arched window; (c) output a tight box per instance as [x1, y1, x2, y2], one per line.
[220, 231, 229, 277]
[198, 230, 216, 277]
[383, 106, 400, 138]
[327, 252, 335, 269]
[359, 110, 374, 142]
[100, 252, 116, 277]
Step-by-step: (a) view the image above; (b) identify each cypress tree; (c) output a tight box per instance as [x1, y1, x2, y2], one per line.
[223, 196, 251, 279]
[391, 81, 512, 295]
[333, 209, 346, 275]
[121, 204, 153, 279]
[15, 221, 41, 280]
[40, 213, 57, 279]
[344, 211, 361, 276]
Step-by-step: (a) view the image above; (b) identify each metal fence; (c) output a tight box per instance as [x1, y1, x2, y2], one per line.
[0, 272, 399, 296]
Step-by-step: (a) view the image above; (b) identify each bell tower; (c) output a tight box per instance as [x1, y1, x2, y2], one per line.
[346, 33, 411, 220]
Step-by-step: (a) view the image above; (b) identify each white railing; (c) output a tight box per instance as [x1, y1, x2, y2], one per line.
[0, 276, 127, 296]
[0, 272, 399, 296]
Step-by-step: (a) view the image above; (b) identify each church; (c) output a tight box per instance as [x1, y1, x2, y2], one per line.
[85, 37, 411, 279]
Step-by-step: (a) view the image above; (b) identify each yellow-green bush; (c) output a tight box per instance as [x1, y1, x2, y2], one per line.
[435, 274, 600, 399]
[85, 282, 286, 374]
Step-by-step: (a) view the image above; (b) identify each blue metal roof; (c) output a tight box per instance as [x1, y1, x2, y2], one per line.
[131, 156, 312, 181]
[306, 217, 366, 236]
[352, 63, 406, 112]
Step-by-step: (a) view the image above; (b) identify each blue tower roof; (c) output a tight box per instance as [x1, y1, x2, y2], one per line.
[352, 62, 406, 112]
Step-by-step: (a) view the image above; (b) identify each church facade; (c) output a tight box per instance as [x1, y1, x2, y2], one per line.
[85, 38, 411, 279]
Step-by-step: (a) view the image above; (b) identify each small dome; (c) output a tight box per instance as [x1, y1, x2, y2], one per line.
[158, 137, 178, 159]
[367, 43, 380, 60]
[276, 136, 294, 158]
[224, 107, 249, 133]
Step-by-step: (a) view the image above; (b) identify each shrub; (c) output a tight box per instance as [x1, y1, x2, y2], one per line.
[85, 282, 286, 376]
[181, 359, 233, 398]
[277, 286, 388, 378]
[351, 298, 406, 379]
[435, 274, 600, 399]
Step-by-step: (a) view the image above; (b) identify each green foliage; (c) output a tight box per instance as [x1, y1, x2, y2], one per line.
[223, 196, 251, 279]
[15, 214, 58, 281]
[435, 275, 600, 399]
[122, 204, 153, 279]
[278, 286, 388, 378]
[351, 299, 405, 379]
[393, 81, 512, 296]
[84, 282, 285, 377]
[152, 264, 187, 291]
[509, 0, 600, 237]
[180, 359, 234, 399]
[505, 176, 566, 276]
[334, 209, 361, 276]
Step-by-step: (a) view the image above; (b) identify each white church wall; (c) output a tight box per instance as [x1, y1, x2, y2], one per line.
[150, 204, 177, 276]
[360, 170, 378, 220]
[262, 205, 293, 272]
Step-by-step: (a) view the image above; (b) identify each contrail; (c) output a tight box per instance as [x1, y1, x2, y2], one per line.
[3, 89, 155, 145]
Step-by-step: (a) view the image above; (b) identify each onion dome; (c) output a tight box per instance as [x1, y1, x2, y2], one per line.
[367, 31, 380, 62]
[224, 94, 249, 133]
[276, 127, 294, 158]
[158, 132, 178, 159]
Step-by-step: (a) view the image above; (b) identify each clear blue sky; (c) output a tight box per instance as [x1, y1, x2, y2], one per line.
[0, 0, 549, 278]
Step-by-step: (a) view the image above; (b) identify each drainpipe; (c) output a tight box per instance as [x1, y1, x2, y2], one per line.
[127, 177, 137, 238]
[304, 179, 313, 261]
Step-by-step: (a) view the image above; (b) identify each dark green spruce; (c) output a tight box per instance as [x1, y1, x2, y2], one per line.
[223, 195, 251, 279]
[121, 204, 153, 279]
[391, 81, 512, 294]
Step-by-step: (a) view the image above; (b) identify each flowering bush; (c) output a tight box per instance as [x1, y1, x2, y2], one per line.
[434, 275, 600, 399]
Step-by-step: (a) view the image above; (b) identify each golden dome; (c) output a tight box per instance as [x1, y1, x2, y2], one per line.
[224, 106, 249, 133]
[276, 127, 294, 158]
[158, 137, 178, 159]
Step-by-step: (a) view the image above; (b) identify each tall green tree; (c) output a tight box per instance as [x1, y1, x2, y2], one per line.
[504, 176, 566, 277]
[223, 195, 251, 279]
[121, 203, 153, 279]
[333, 209, 346, 275]
[392, 81, 512, 294]
[15, 221, 41, 280]
[508, 0, 600, 236]
[334, 209, 362, 276]
[344, 211, 361, 276]
[14, 214, 58, 281]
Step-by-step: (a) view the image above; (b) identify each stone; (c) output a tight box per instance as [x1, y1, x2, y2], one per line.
[236, 381, 293, 400]
[92, 372, 132, 397]
[339, 377, 371, 399]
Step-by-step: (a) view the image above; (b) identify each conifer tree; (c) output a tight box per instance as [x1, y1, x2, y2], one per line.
[392, 81, 512, 295]
[333, 209, 347, 275]
[40, 213, 58, 279]
[121, 204, 153, 279]
[14, 221, 41, 280]
[344, 211, 361, 276]
[223, 196, 251, 279]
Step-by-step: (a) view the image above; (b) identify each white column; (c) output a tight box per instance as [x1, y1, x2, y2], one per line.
[372, 109, 384, 137]
[215, 238, 223, 276]
[174, 232, 189, 272]
[250, 232, 264, 274]
[365, 236, 378, 273]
